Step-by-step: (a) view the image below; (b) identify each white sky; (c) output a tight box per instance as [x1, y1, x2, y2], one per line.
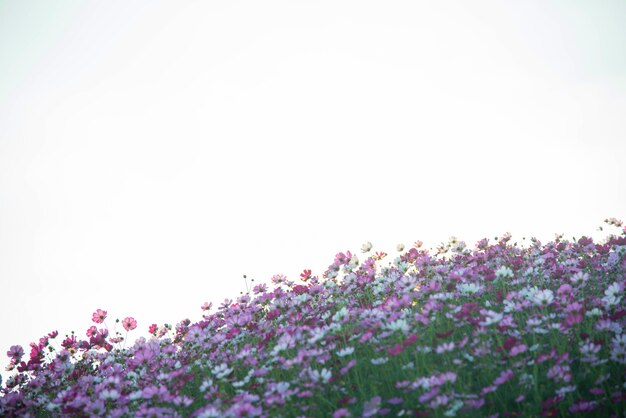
[1, 1, 625, 382]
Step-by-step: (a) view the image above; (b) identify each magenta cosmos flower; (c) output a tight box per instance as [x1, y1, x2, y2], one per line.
[92, 309, 107, 324]
[122, 317, 137, 331]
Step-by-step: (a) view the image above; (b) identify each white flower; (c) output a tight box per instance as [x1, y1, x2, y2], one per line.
[271, 342, 289, 356]
[309, 368, 332, 383]
[308, 327, 327, 345]
[495, 266, 514, 280]
[274, 382, 290, 393]
[457, 283, 482, 295]
[570, 271, 589, 285]
[332, 307, 349, 323]
[605, 282, 622, 297]
[610, 345, 626, 364]
[555, 385, 577, 397]
[612, 334, 626, 350]
[431, 292, 455, 301]
[443, 400, 464, 417]
[402, 362, 414, 370]
[602, 294, 622, 308]
[361, 242, 373, 253]
[295, 294, 309, 305]
[386, 319, 410, 334]
[212, 363, 233, 379]
[371, 357, 389, 365]
[436, 342, 455, 354]
[337, 347, 355, 357]
[580, 341, 602, 356]
[99, 389, 120, 401]
[396, 243, 405, 252]
[532, 289, 554, 306]
[586, 308, 602, 317]
[503, 300, 515, 313]
[520, 286, 539, 300]
[479, 310, 503, 326]
[129, 390, 143, 400]
[199, 378, 213, 392]
[196, 406, 222, 418]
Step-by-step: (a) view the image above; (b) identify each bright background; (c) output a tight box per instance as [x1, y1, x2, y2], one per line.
[1, 1, 625, 382]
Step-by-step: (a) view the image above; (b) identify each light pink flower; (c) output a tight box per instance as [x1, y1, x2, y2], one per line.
[92, 309, 107, 324]
[122, 317, 137, 331]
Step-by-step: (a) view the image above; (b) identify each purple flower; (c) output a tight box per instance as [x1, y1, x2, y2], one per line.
[362, 396, 382, 417]
[333, 408, 351, 418]
[493, 369, 514, 386]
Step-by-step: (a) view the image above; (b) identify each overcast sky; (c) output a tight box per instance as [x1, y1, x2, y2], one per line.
[1, 1, 625, 381]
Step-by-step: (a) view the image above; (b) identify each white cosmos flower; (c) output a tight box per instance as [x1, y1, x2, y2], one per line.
[99, 389, 120, 401]
[602, 294, 622, 308]
[361, 242, 373, 253]
[457, 283, 482, 295]
[212, 363, 233, 379]
[570, 271, 589, 285]
[605, 282, 622, 297]
[580, 341, 602, 356]
[337, 347, 354, 357]
[532, 289, 554, 306]
[495, 266, 514, 280]
[309, 368, 332, 383]
[199, 378, 214, 392]
[332, 307, 349, 323]
[386, 319, 409, 334]
[479, 310, 503, 326]
[308, 327, 326, 344]
[612, 334, 626, 350]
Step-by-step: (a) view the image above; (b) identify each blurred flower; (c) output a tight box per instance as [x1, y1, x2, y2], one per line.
[532, 289, 554, 307]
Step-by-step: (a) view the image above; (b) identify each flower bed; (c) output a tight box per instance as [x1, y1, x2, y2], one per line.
[2, 219, 625, 417]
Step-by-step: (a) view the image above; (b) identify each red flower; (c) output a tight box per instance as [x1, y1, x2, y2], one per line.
[300, 269, 312, 281]
[292, 285, 308, 295]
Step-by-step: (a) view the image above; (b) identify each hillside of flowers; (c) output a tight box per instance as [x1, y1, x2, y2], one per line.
[2, 219, 626, 417]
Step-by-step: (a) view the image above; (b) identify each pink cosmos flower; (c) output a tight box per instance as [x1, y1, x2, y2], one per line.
[92, 309, 107, 324]
[86, 326, 98, 338]
[122, 317, 137, 331]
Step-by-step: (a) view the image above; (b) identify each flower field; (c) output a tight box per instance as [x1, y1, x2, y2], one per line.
[2, 219, 626, 417]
